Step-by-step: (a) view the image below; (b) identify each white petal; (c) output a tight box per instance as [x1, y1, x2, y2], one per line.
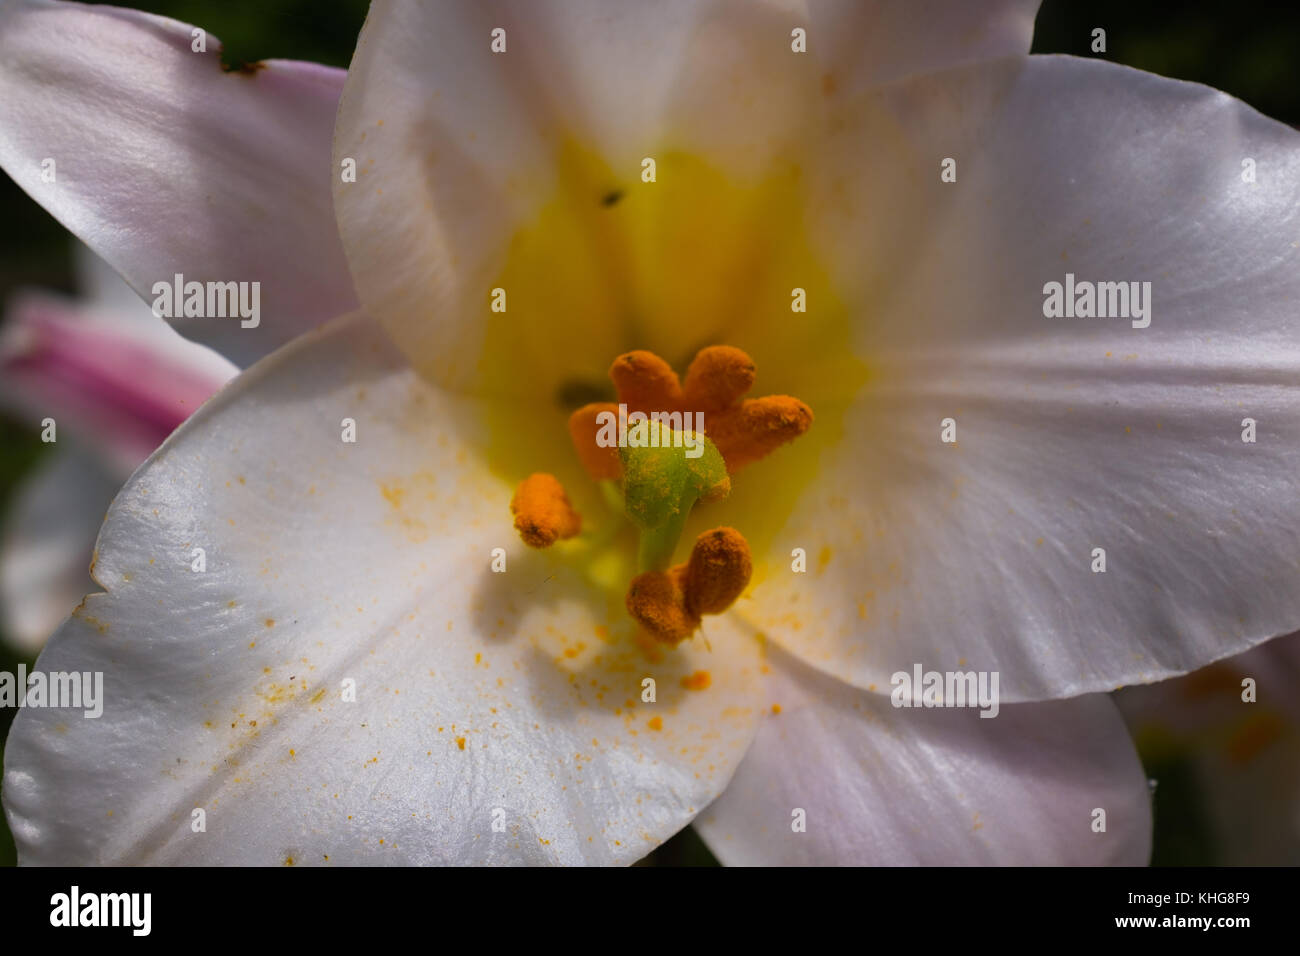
[696, 647, 1152, 864]
[2, 312, 764, 865]
[74, 241, 154, 327]
[749, 55, 1300, 701]
[0, 0, 356, 365]
[0, 445, 116, 655]
[808, 0, 1039, 92]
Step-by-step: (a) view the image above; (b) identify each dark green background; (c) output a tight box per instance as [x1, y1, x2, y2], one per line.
[1, 0, 1294, 866]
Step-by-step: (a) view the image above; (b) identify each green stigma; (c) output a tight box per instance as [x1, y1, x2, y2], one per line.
[618, 420, 729, 572]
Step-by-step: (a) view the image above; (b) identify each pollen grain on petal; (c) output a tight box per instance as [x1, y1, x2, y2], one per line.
[510, 473, 581, 548]
[680, 670, 712, 691]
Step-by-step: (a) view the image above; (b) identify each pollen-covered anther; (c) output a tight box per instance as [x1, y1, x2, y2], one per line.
[682, 346, 756, 412]
[683, 526, 753, 615]
[625, 526, 753, 645]
[568, 402, 622, 481]
[625, 566, 699, 645]
[706, 395, 813, 472]
[567, 345, 812, 480]
[510, 473, 581, 548]
[609, 350, 683, 413]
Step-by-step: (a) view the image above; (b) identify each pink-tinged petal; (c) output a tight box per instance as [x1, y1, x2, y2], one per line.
[696, 647, 1152, 865]
[747, 55, 1300, 701]
[0, 0, 357, 366]
[65, 242, 243, 381]
[0, 292, 234, 476]
[3, 311, 765, 865]
[1118, 632, 1300, 864]
[0, 445, 117, 654]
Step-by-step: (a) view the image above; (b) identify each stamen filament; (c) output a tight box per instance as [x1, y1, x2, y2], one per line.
[638, 501, 693, 572]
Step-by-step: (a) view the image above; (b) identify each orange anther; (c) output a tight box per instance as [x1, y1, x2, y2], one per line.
[609, 350, 683, 413]
[683, 527, 752, 616]
[625, 566, 699, 645]
[568, 346, 811, 481]
[705, 395, 813, 472]
[625, 527, 753, 644]
[510, 473, 581, 548]
[519, 345, 807, 646]
[567, 402, 622, 481]
[682, 345, 755, 412]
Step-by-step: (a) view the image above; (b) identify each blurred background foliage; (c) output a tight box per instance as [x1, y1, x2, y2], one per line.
[1, 0, 1296, 867]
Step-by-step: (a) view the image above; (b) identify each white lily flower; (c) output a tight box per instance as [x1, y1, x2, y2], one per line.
[1, 0, 1298, 865]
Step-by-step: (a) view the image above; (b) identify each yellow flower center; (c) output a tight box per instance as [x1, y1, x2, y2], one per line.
[469, 143, 870, 642]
